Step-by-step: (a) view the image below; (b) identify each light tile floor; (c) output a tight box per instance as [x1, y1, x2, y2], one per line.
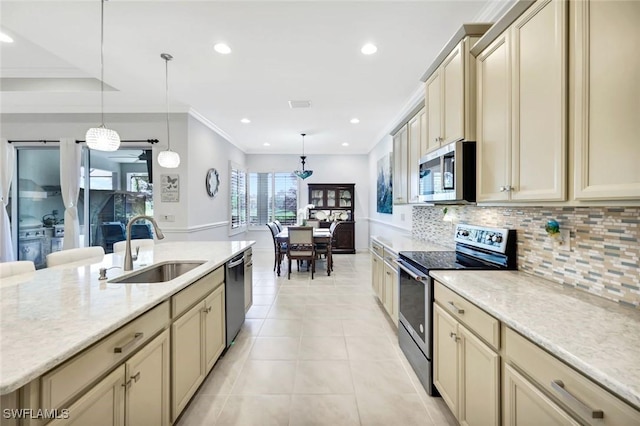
[176, 249, 457, 426]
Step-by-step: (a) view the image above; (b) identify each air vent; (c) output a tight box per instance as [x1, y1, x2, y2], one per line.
[288, 100, 311, 109]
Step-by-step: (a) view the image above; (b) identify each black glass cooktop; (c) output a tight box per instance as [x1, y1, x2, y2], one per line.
[399, 250, 504, 273]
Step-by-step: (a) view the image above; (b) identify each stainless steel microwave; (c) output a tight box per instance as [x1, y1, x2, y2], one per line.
[418, 140, 476, 203]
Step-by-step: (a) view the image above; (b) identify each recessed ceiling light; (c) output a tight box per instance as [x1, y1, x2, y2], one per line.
[263, 142, 271, 146]
[0, 32, 14, 43]
[213, 43, 231, 54]
[240, 118, 251, 124]
[361, 43, 377, 55]
[350, 118, 360, 124]
[342, 143, 349, 147]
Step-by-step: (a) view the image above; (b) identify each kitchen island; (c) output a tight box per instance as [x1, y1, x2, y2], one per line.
[0, 240, 254, 424]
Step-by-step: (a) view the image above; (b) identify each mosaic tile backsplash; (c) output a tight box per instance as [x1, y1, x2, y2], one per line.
[412, 206, 640, 308]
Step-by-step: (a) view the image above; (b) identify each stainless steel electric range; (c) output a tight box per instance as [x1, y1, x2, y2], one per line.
[396, 224, 517, 395]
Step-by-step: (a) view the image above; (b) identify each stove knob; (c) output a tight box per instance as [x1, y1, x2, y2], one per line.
[495, 235, 503, 243]
[25, 232, 31, 237]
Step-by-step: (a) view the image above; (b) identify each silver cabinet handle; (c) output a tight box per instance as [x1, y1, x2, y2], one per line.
[551, 380, 604, 419]
[500, 185, 513, 192]
[202, 306, 212, 314]
[447, 301, 465, 315]
[449, 332, 460, 342]
[131, 372, 141, 383]
[114, 332, 144, 354]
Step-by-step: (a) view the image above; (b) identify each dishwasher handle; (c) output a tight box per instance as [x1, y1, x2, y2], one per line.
[227, 255, 244, 269]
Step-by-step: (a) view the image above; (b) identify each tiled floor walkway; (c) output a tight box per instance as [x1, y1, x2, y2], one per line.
[177, 249, 457, 425]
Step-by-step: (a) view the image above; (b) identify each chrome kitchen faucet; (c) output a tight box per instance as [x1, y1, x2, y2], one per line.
[123, 215, 165, 271]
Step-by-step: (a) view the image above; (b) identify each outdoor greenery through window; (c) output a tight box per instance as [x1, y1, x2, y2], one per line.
[230, 164, 247, 233]
[249, 172, 298, 226]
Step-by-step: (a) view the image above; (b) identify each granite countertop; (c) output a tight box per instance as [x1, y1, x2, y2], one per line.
[430, 269, 640, 410]
[0, 240, 254, 395]
[371, 235, 449, 255]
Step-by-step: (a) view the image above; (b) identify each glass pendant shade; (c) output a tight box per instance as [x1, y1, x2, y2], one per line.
[85, 125, 120, 151]
[159, 52, 180, 169]
[86, 0, 120, 152]
[157, 149, 180, 168]
[293, 134, 312, 179]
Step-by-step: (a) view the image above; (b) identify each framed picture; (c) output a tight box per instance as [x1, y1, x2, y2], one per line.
[376, 153, 393, 214]
[161, 174, 179, 202]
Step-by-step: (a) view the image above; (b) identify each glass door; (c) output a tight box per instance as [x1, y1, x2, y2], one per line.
[83, 148, 153, 253]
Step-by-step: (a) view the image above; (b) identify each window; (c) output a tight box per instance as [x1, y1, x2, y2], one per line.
[230, 163, 247, 235]
[249, 172, 298, 226]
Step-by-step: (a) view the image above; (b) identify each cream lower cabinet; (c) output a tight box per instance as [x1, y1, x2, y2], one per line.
[571, 0, 640, 200]
[370, 242, 384, 299]
[49, 329, 170, 426]
[382, 257, 398, 325]
[476, 0, 567, 202]
[504, 364, 580, 426]
[433, 285, 500, 425]
[172, 283, 225, 421]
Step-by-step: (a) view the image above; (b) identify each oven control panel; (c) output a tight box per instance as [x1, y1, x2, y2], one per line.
[455, 224, 509, 253]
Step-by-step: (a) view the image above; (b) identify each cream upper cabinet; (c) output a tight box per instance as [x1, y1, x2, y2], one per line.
[426, 71, 443, 152]
[476, 32, 512, 202]
[408, 108, 425, 203]
[392, 124, 409, 204]
[476, 0, 567, 202]
[424, 37, 479, 154]
[572, 0, 640, 200]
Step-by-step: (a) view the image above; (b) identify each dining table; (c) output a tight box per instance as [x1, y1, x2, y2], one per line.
[275, 227, 333, 276]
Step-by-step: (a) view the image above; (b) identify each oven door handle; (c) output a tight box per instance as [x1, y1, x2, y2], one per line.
[397, 259, 429, 281]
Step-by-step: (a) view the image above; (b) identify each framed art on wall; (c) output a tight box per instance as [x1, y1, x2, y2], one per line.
[161, 174, 179, 202]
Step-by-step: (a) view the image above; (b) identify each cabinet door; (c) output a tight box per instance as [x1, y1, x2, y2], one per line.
[333, 221, 354, 253]
[392, 125, 408, 204]
[511, 0, 567, 201]
[504, 364, 580, 426]
[433, 304, 459, 419]
[326, 189, 337, 207]
[171, 302, 205, 421]
[458, 325, 499, 426]
[408, 111, 423, 203]
[371, 253, 382, 299]
[419, 106, 428, 158]
[204, 285, 226, 373]
[49, 366, 125, 426]
[572, 0, 640, 200]
[127, 329, 170, 426]
[425, 71, 442, 152]
[442, 42, 465, 144]
[476, 32, 511, 202]
[383, 261, 398, 325]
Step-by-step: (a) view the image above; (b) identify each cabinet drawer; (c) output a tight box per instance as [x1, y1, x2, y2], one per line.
[41, 300, 170, 410]
[434, 282, 500, 350]
[172, 266, 224, 318]
[505, 328, 640, 425]
[370, 241, 383, 257]
[382, 247, 397, 265]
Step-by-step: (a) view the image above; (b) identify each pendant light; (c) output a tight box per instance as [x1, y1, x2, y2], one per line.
[85, 0, 120, 152]
[157, 53, 180, 168]
[293, 133, 313, 179]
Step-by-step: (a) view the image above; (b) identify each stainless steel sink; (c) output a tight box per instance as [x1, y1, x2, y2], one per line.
[111, 261, 205, 283]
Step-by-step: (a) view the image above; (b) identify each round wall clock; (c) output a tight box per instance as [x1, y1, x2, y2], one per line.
[205, 168, 220, 198]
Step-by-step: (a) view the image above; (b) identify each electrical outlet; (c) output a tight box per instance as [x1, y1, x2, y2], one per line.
[558, 229, 571, 252]
[160, 214, 175, 222]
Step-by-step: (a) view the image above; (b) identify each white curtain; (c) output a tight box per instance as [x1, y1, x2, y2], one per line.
[60, 138, 82, 249]
[0, 139, 16, 262]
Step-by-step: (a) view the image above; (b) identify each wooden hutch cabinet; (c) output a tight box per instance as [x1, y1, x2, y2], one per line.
[307, 183, 355, 254]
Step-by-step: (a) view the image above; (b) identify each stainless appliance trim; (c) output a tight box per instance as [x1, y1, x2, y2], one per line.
[418, 140, 475, 203]
[225, 253, 245, 347]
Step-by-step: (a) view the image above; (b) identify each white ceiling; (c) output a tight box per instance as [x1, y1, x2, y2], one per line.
[0, 1, 502, 155]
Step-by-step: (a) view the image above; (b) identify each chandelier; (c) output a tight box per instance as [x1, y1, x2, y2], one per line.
[293, 133, 313, 179]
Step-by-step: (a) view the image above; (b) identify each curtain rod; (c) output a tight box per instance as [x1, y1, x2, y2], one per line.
[7, 139, 159, 144]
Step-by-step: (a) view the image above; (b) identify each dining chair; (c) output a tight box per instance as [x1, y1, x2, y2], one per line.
[315, 221, 340, 271]
[286, 226, 315, 279]
[0, 260, 36, 278]
[113, 239, 155, 253]
[46, 246, 105, 267]
[266, 222, 286, 272]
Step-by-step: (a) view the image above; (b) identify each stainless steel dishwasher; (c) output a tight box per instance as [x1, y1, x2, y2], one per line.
[225, 253, 245, 347]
